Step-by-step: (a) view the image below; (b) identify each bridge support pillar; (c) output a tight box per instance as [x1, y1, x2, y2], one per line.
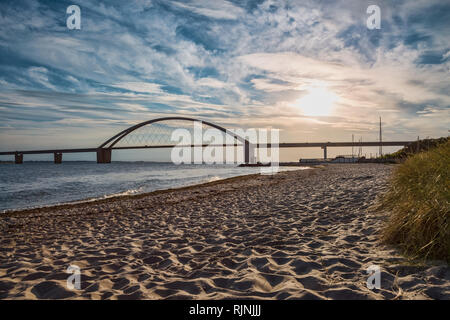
[15, 153, 23, 164]
[244, 141, 250, 164]
[54, 152, 62, 164]
[97, 148, 111, 163]
[248, 143, 256, 164]
[321, 146, 327, 160]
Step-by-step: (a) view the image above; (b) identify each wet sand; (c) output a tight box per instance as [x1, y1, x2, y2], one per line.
[0, 164, 449, 299]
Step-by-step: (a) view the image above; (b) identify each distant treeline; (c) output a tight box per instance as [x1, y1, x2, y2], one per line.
[381, 137, 449, 160]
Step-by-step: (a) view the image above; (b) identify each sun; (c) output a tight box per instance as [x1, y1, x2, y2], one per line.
[294, 86, 338, 116]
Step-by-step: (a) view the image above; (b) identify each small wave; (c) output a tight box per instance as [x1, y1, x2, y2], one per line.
[102, 187, 145, 198]
[206, 176, 222, 183]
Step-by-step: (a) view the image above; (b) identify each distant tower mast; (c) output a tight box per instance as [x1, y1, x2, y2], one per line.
[352, 134, 354, 158]
[358, 137, 363, 157]
[379, 117, 383, 157]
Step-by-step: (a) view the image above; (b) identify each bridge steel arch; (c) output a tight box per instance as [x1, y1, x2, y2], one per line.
[96, 117, 251, 163]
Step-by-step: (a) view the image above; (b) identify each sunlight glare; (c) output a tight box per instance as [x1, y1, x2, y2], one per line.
[295, 86, 338, 116]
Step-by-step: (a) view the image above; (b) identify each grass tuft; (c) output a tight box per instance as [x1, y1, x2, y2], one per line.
[380, 140, 450, 262]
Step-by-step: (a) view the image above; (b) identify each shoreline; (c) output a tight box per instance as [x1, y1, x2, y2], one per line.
[1, 172, 264, 217]
[1, 165, 310, 216]
[1, 164, 448, 300]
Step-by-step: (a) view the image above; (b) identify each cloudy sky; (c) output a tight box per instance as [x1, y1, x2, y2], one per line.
[0, 0, 448, 160]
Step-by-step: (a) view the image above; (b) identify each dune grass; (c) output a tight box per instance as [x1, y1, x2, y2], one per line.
[380, 140, 450, 262]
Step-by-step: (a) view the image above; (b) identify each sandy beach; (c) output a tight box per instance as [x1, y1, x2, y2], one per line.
[0, 164, 449, 300]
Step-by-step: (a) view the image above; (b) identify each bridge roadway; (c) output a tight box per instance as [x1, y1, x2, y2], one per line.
[0, 141, 413, 164]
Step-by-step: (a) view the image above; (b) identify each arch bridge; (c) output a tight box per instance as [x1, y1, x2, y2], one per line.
[96, 116, 252, 163]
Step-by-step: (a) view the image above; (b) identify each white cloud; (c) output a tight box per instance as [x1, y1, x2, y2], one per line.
[112, 82, 163, 94]
[251, 78, 297, 92]
[27, 67, 57, 90]
[196, 78, 227, 88]
[171, 0, 245, 20]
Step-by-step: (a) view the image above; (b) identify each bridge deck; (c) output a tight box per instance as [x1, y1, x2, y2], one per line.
[0, 141, 413, 156]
